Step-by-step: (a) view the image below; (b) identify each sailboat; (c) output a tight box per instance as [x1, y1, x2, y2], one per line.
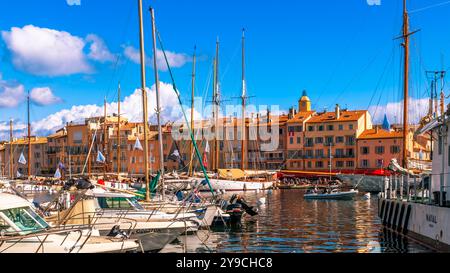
[336, 3, 429, 193]
[192, 30, 275, 192]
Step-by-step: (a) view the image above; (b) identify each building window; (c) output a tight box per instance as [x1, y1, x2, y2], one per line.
[346, 136, 355, 145]
[315, 149, 324, 158]
[390, 146, 400, 154]
[336, 136, 344, 143]
[362, 160, 369, 168]
[346, 161, 354, 168]
[339, 125, 344, 131]
[318, 125, 324, 132]
[361, 147, 369, 155]
[297, 137, 301, 144]
[316, 161, 324, 168]
[308, 126, 314, 132]
[315, 137, 324, 144]
[327, 125, 334, 131]
[377, 159, 384, 168]
[307, 161, 312, 168]
[336, 161, 344, 168]
[375, 146, 385, 155]
[325, 136, 334, 145]
[349, 124, 354, 130]
[348, 149, 355, 157]
[290, 138, 294, 145]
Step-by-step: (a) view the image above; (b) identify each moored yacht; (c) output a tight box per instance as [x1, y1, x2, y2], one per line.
[0, 193, 140, 253]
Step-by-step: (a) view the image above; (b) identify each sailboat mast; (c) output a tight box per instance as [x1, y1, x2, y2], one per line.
[189, 47, 196, 177]
[402, 0, 410, 169]
[150, 7, 165, 199]
[27, 91, 31, 179]
[138, 0, 151, 202]
[117, 82, 121, 179]
[88, 131, 91, 177]
[9, 119, 13, 179]
[241, 29, 247, 171]
[103, 97, 108, 178]
[214, 38, 220, 171]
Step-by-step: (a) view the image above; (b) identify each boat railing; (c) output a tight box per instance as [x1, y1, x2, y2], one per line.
[0, 228, 86, 253]
[381, 173, 449, 207]
[55, 211, 139, 237]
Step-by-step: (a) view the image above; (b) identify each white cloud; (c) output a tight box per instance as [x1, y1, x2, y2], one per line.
[30, 87, 63, 106]
[19, 82, 186, 137]
[86, 34, 115, 63]
[66, 0, 81, 6]
[123, 46, 141, 64]
[1, 25, 92, 76]
[369, 97, 429, 125]
[0, 75, 26, 108]
[123, 45, 190, 71]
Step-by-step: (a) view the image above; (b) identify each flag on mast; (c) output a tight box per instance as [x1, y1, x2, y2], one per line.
[97, 151, 106, 163]
[169, 149, 181, 162]
[134, 138, 143, 151]
[18, 152, 27, 165]
[205, 141, 210, 153]
[16, 170, 22, 178]
[382, 114, 391, 131]
[54, 168, 62, 179]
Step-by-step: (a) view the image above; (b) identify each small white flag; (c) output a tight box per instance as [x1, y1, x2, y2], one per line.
[205, 141, 210, 153]
[134, 138, 143, 151]
[16, 170, 22, 178]
[54, 168, 62, 179]
[97, 151, 106, 163]
[172, 149, 180, 158]
[18, 152, 27, 165]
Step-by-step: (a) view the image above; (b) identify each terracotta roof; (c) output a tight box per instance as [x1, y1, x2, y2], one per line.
[307, 110, 367, 124]
[128, 132, 159, 141]
[358, 129, 403, 140]
[6, 137, 48, 145]
[47, 130, 67, 139]
[287, 111, 315, 124]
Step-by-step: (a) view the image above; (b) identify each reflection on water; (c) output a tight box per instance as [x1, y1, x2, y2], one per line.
[163, 190, 434, 253]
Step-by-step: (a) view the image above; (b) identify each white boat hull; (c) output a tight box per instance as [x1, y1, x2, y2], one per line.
[200, 179, 274, 191]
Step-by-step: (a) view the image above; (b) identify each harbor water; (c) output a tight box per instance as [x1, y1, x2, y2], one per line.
[161, 189, 435, 253]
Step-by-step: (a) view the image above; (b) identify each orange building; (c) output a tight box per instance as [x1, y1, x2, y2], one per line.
[2, 136, 49, 178]
[47, 128, 68, 175]
[357, 127, 431, 171]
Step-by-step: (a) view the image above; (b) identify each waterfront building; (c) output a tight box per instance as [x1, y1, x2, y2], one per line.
[0, 143, 5, 177]
[47, 128, 68, 176]
[357, 126, 431, 171]
[2, 136, 48, 178]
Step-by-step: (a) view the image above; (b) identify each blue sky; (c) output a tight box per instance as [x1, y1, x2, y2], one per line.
[1, 0, 450, 138]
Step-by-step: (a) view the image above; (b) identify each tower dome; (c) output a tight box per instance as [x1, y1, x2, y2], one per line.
[299, 90, 311, 112]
